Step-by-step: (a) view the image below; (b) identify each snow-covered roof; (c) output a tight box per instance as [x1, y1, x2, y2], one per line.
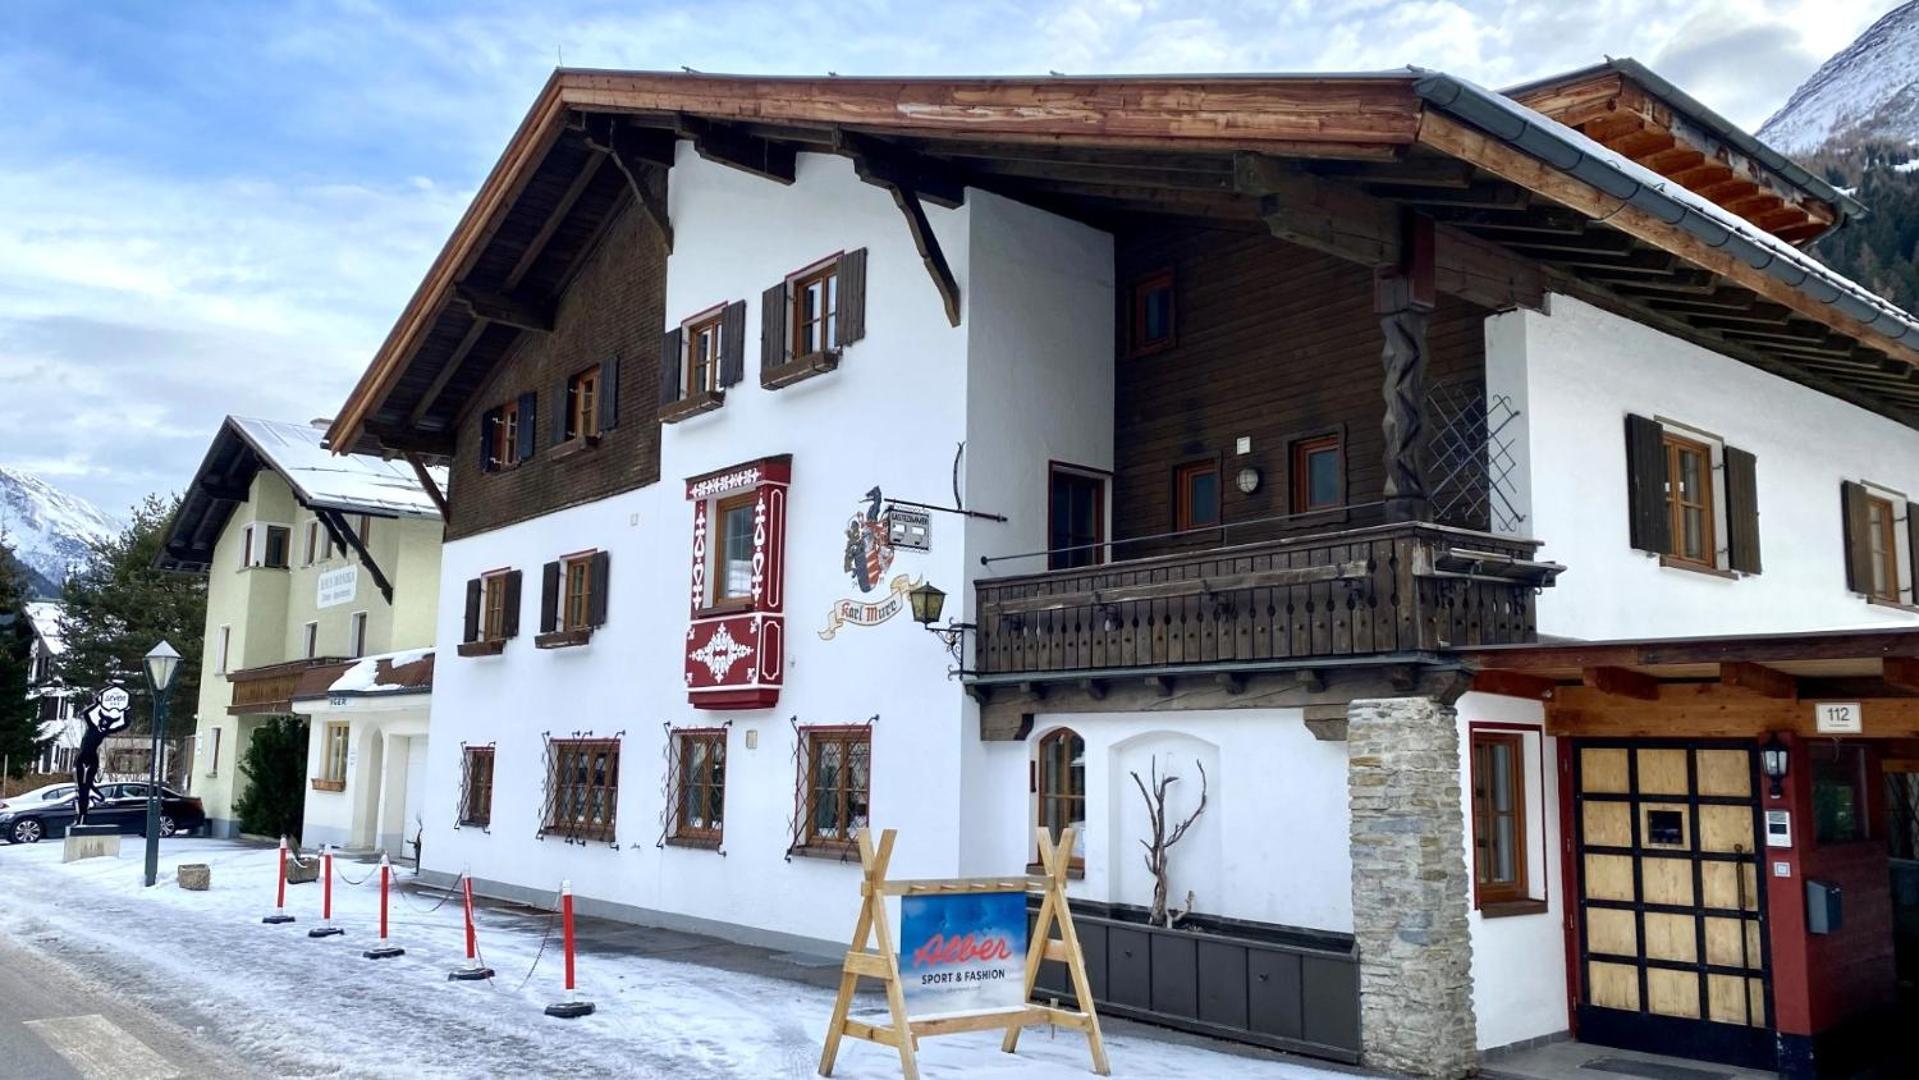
[228, 417, 445, 519]
[24, 600, 65, 655]
[305, 647, 435, 699]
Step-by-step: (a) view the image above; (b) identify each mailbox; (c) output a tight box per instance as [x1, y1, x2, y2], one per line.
[1805, 880, 1843, 934]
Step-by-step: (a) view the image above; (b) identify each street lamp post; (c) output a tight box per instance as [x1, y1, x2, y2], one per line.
[142, 641, 182, 888]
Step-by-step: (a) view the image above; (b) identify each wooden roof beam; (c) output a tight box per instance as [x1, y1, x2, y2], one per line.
[1605, 126, 1676, 159]
[1669, 161, 1735, 189]
[1773, 220, 1830, 245]
[583, 116, 675, 252]
[835, 130, 967, 209]
[454, 283, 554, 333]
[677, 114, 796, 184]
[1885, 657, 1919, 693]
[408, 315, 489, 429]
[1721, 661, 1797, 699]
[1583, 666, 1659, 700]
[1423, 205, 1588, 235]
[1471, 669, 1558, 700]
[1638, 146, 1706, 174]
[503, 147, 606, 289]
[1580, 113, 1644, 143]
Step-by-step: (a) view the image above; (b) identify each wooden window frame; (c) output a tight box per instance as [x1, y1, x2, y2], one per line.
[671, 728, 728, 844]
[459, 746, 495, 828]
[709, 491, 759, 609]
[315, 721, 349, 791]
[567, 364, 601, 443]
[545, 737, 620, 842]
[486, 398, 524, 471]
[1047, 463, 1108, 571]
[1127, 268, 1176, 359]
[1290, 433, 1344, 515]
[481, 572, 511, 642]
[1173, 457, 1222, 533]
[1470, 730, 1529, 906]
[562, 553, 594, 632]
[790, 258, 841, 360]
[683, 309, 725, 400]
[1865, 493, 1900, 602]
[1034, 728, 1086, 869]
[800, 726, 871, 852]
[1661, 432, 1717, 569]
[1811, 744, 1869, 845]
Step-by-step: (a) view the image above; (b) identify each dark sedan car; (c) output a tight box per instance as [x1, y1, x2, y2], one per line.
[0, 783, 206, 845]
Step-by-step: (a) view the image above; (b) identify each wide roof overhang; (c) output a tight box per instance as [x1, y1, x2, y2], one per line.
[328, 67, 1919, 457]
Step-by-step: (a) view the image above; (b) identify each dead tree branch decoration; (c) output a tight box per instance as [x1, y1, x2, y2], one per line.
[1131, 757, 1209, 927]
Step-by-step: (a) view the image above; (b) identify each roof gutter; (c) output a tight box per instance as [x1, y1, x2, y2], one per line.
[1413, 73, 1919, 353]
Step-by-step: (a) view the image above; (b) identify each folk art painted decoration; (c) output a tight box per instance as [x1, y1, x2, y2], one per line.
[818, 486, 924, 640]
[683, 456, 789, 710]
[818, 827, 1109, 1080]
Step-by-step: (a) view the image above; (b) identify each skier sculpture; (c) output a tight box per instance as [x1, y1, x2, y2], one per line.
[73, 682, 133, 826]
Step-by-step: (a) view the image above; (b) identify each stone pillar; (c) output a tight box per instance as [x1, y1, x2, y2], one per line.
[1348, 696, 1476, 1078]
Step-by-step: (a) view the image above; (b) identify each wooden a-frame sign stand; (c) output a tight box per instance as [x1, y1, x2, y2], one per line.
[818, 826, 1109, 1079]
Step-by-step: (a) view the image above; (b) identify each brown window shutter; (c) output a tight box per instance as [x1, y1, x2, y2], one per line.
[1841, 481, 1874, 593]
[551, 376, 570, 445]
[600, 355, 620, 432]
[1907, 504, 1919, 602]
[1724, 446, 1761, 574]
[760, 282, 788, 385]
[588, 551, 611, 627]
[660, 328, 683, 404]
[839, 248, 867, 345]
[719, 299, 747, 387]
[503, 569, 524, 639]
[462, 578, 481, 643]
[479, 408, 498, 473]
[1623, 414, 1669, 554]
[540, 561, 561, 634]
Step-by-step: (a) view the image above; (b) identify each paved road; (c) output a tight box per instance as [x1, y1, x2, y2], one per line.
[0, 935, 251, 1079]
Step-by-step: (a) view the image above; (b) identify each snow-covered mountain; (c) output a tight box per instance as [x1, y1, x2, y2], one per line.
[0, 467, 122, 596]
[1758, 1, 1919, 154]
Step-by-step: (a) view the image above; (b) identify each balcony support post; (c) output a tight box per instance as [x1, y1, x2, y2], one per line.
[1377, 212, 1437, 524]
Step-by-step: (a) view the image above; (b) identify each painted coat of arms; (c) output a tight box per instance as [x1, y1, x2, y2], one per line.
[843, 486, 895, 594]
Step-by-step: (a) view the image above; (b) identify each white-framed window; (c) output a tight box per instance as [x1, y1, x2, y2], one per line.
[349, 611, 368, 659]
[302, 621, 319, 660]
[215, 625, 231, 675]
[303, 520, 320, 566]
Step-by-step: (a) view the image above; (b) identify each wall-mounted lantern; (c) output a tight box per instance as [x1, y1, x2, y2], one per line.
[1761, 732, 1790, 799]
[909, 581, 973, 671]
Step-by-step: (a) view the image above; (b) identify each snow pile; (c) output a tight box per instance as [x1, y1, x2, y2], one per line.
[0, 467, 122, 593]
[230, 416, 447, 520]
[329, 646, 434, 694]
[0, 839, 1331, 1079]
[1758, 1, 1919, 154]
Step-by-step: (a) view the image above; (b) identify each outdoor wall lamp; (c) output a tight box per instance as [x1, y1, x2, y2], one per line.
[908, 581, 974, 668]
[1760, 732, 1790, 799]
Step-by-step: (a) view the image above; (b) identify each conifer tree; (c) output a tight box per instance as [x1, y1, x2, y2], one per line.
[0, 541, 41, 779]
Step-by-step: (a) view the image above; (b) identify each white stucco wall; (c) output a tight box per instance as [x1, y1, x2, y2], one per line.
[1490, 292, 1919, 640]
[1453, 691, 1565, 1051]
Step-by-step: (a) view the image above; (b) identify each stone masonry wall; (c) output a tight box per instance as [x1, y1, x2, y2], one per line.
[1348, 696, 1478, 1078]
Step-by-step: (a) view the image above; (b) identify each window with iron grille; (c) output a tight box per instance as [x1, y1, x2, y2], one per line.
[459, 746, 495, 828]
[545, 738, 619, 842]
[799, 727, 870, 852]
[670, 729, 726, 845]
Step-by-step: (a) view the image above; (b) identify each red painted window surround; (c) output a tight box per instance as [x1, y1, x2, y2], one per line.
[682, 455, 791, 710]
[1760, 733, 1895, 1039]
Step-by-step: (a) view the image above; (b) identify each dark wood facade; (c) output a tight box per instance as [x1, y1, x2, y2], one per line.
[445, 204, 667, 541]
[1112, 225, 1490, 555]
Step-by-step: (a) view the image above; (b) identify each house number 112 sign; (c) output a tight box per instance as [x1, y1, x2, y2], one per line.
[1813, 702, 1862, 734]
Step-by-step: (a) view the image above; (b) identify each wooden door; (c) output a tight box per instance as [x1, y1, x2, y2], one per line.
[1572, 741, 1773, 1069]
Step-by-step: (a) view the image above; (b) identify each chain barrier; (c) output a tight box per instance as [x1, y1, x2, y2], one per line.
[390, 871, 465, 914]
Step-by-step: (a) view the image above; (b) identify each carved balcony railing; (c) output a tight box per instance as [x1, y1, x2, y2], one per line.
[971, 522, 1560, 679]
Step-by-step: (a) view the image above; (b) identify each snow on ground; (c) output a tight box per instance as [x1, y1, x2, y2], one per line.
[0, 839, 1342, 1080]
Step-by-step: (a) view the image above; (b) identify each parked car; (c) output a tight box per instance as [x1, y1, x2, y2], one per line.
[0, 782, 79, 811]
[0, 784, 205, 845]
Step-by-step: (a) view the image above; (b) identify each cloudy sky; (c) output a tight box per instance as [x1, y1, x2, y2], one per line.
[0, 0, 1903, 518]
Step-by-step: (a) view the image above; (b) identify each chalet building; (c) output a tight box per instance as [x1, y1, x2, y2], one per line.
[157, 417, 443, 853]
[328, 61, 1918, 1078]
[22, 601, 81, 776]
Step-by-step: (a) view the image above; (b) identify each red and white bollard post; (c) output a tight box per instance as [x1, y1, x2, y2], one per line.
[308, 845, 344, 938]
[363, 854, 404, 959]
[544, 880, 595, 1018]
[447, 873, 493, 981]
[262, 836, 296, 925]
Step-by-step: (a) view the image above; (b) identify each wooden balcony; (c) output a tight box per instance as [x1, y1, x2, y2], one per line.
[972, 522, 1560, 681]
